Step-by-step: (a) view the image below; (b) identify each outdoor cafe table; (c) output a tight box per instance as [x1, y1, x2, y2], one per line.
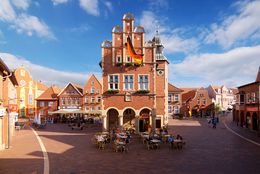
[150, 139, 161, 149]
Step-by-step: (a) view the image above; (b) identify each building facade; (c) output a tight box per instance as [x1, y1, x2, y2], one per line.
[0, 58, 18, 150]
[58, 83, 83, 112]
[83, 74, 102, 115]
[168, 83, 183, 118]
[101, 13, 169, 132]
[36, 86, 61, 120]
[14, 66, 36, 118]
[181, 88, 214, 117]
[207, 85, 237, 111]
[233, 67, 260, 131]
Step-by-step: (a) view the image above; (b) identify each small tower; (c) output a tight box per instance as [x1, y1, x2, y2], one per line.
[152, 29, 169, 126]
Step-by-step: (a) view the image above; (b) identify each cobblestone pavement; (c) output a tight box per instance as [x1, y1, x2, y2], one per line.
[1, 116, 260, 174]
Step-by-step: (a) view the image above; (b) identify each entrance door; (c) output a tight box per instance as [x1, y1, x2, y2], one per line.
[252, 112, 258, 131]
[139, 119, 144, 132]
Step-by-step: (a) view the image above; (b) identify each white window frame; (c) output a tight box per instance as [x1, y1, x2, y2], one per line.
[174, 94, 179, 102]
[40, 101, 45, 107]
[138, 74, 149, 90]
[252, 93, 256, 103]
[116, 55, 121, 63]
[85, 97, 88, 103]
[174, 106, 180, 114]
[91, 87, 95, 93]
[97, 97, 101, 103]
[91, 97, 95, 103]
[168, 94, 172, 102]
[168, 105, 172, 113]
[123, 74, 134, 91]
[28, 94, 33, 105]
[108, 74, 119, 90]
[48, 101, 53, 107]
[203, 99, 206, 105]
[126, 56, 132, 63]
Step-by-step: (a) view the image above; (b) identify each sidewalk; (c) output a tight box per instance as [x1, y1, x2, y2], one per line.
[223, 114, 260, 145]
[0, 124, 43, 174]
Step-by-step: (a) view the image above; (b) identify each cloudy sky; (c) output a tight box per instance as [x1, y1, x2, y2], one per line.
[0, 0, 259, 88]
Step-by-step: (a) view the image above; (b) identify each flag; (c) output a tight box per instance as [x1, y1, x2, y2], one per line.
[125, 36, 143, 64]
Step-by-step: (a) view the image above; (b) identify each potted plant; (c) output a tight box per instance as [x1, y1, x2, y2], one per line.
[136, 90, 150, 94]
[105, 89, 119, 94]
[116, 62, 122, 66]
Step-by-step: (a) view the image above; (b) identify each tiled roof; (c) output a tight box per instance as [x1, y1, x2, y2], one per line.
[168, 83, 183, 92]
[36, 86, 60, 100]
[180, 88, 198, 94]
[182, 90, 196, 103]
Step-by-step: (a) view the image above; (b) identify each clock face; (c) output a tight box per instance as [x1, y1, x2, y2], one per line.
[157, 69, 164, 76]
[20, 80, 26, 86]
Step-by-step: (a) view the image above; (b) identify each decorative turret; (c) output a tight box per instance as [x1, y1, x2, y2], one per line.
[152, 30, 167, 60]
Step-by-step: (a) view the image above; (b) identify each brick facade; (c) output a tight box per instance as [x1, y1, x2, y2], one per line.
[101, 13, 169, 132]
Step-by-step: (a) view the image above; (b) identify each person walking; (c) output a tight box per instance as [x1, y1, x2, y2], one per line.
[212, 117, 217, 129]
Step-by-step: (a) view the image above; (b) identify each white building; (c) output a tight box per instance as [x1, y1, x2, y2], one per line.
[207, 85, 237, 111]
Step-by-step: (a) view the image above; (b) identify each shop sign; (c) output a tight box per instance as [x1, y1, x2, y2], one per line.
[0, 108, 6, 117]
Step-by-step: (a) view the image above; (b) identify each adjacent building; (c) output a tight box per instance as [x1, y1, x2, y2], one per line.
[36, 85, 61, 120]
[100, 13, 169, 132]
[0, 58, 18, 150]
[168, 83, 183, 118]
[207, 85, 237, 111]
[83, 74, 102, 116]
[181, 88, 214, 117]
[57, 83, 83, 112]
[233, 67, 260, 131]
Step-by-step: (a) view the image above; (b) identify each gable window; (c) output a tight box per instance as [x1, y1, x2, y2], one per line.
[109, 75, 119, 90]
[85, 97, 88, 103]
[62, 98, 66, 105]
[91, 80, 94, 85]
[67, 98, 71, 105]
[252, 93, 256, 103]
[197, 99, 200, 104]
[76, 98, 79, 105]
[91, 97, 95, 103]
[124, 75, 134, 90]
[138, 75, 149, 90]
[91, 87, 95, 93]
[72, 98, 75, 105]
[20, 69, 25, 77]
[203, 99, 206, 105]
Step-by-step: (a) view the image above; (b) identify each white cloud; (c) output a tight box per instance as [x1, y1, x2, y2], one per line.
[13, 13, 56, 39]
[0, 0, 17, 21]
[0, 0, 55, 40]
[0, 52, 100, 87]
[11, 0, 30, 10]
[205, 0, 260, 48]
[51, 0, 69, 5]
[171, 45, 260, 87]
[68, 24, 89, 33]
[79, 0, 99, 16]
[140, 11, 198, 54]
[148, 0, 169, 10]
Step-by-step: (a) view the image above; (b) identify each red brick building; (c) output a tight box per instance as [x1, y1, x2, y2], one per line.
[100, 13, 169, 132]
[233, 67, 260, 131]
[36, 86, 61, 120]
[83, 74, 102, 115]
[181, 88, 214, 117]
[168, 83, 183, 118]
[58, 83, 83, 112]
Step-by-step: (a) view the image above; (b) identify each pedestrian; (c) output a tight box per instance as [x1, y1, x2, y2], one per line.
[212, 117, 217, 129]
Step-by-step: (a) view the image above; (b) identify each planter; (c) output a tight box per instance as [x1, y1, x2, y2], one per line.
[116, 62, 122, 67]
[105, 89, 119, 95]
[136, 90, 150, 94]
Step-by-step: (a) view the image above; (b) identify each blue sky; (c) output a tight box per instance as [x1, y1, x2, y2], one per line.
[0, 0, 260, 88]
